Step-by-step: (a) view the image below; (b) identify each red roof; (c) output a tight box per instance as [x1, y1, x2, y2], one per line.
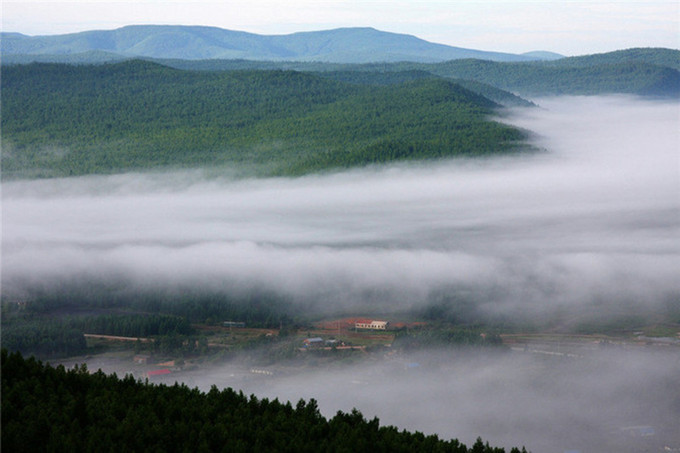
[147, 369, 171, 376]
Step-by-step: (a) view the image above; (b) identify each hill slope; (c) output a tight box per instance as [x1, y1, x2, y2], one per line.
[427, 58, 680, 97]
[547, 47, 680, 70]
[0, 25, 541, 63]
[284, 48, 679, 98]
[1, 349, 524, 453]
[1, 61, 529, 179]
[121, 47, 680, 98]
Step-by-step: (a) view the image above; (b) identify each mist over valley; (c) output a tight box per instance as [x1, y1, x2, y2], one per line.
[3, 95, 679, 451]
[4, 21, 680, 450]
[3, 1, 680, 449]
[4, 96, 678, 321]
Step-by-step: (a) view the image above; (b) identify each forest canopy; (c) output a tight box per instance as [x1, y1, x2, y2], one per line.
[1, 61, 529, 179]
[1, 349, 527, 452]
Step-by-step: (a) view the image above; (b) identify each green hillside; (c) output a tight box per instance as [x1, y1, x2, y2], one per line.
[5, 47, 677, 98]
[154, 47, 680, 98]
[314, 70, 534, 106]
[427, 59, 680, 97]
[547, 47, 680, 70]
[160, 48, 680, 98]
[1, 61, 529, 179]
[1, 349, 524, 452]
[319, 49, 680, 98]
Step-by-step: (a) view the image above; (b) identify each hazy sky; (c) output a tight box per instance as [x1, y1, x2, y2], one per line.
[2, 1, 679, 55]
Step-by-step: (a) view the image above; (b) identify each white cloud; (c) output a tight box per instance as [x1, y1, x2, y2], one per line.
[3, 96, 679, 320]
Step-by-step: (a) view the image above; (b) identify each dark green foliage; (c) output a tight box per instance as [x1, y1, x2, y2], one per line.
[0, 322, 87, 358]
[447, 78, 535, 107]
[1, 311, 194, 358]
[15, 284, 297, 327]
[315, 70, 534, 106]
[325, 48, 680, 97]
[83, 313, 194, 337]
[7, 49, 673, 180]
[152, 47, 680, 98]
[5, 47, 676, 98]
[2, 349, 524, 452]
[1, 287, 300, 358]
[1, 61, 528, 179]
[546, 47, 680, 70]
[149, 47, 680, 98]
[428, 59, 680, 97]
[318, 69, 440, 86]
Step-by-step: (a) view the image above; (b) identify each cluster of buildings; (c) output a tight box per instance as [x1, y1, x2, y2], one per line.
[300, 319, 390, 350]
[133, 355, 179, 379]
[354, 320, 389, 331]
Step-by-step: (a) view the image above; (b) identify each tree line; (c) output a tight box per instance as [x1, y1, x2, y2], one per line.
[2, 349, 528, 452]
[1, 288, 301, 359]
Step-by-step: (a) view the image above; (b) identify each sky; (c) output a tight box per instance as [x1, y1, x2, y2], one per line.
[2, 1, 679, 56]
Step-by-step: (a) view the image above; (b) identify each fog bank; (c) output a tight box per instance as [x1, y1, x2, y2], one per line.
[3, 96, 679, 320]
[5, 95, 679, 452]
[182, 347, 680, 453]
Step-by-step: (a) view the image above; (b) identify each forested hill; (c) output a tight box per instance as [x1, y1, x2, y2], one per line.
[1, 350, 525, 452]
[341, 48, 680, 97]
[1, 61, 528, 180]
[312, 70, 534, 107]
[546, 47, 680, 70]
[426, 59, 680, 97]
[4, 46, 677, 98]
[150, 47, 680, 98]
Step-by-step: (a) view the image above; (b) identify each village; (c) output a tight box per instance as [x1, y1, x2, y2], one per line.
[62, 317, 406, 380]
[59, 315, 680, 383]
[46, 315, 680, 453]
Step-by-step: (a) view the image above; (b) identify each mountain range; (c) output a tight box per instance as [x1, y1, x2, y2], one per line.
[2, 24, 679, 180]
[1, 25, 562, 63]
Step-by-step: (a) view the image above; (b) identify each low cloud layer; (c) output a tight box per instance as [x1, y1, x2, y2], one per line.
[4, 95, 679, 452]
[182, 347, 680, 452]
[3, 96, 679, 320]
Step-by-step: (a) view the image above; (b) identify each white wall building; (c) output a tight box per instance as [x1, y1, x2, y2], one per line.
[355, 320, 389, 330]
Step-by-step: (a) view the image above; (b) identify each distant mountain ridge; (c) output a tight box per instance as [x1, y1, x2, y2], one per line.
[0, 25, 559, 63]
